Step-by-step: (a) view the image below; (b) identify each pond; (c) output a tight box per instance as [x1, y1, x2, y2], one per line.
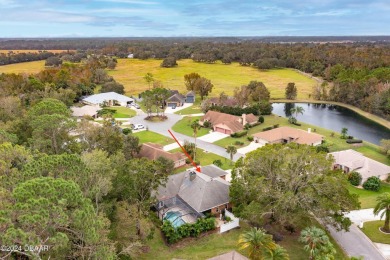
[271, 103, 390, 145]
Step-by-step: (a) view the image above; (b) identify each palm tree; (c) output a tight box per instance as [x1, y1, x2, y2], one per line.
[226, 145, 237, 165]
[264, 245, 290, 260]
[373, 192, 390, 233]
[191, 119, 201, 162]
[290, 106, 305, 121]
[238, 227, 277, 260]
[299, 226, 336, 260]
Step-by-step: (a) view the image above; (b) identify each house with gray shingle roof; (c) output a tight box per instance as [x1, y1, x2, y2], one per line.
[156, 165, 231, 224]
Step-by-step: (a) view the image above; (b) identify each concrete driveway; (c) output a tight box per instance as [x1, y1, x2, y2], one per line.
[237, 141, 264, 155]
[165, 103, 193, 114]
[198, 132, 229, 142]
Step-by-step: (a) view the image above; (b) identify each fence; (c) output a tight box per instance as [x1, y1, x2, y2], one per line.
[220, 210, 240, 233]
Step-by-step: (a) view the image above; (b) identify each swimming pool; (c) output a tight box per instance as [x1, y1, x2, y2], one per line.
[164, 211, 185, 228]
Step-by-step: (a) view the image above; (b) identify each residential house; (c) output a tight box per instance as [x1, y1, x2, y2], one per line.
[208, 96, 239, 107]
[138, 142, 186, 168]
[127, 53, 134, 58]
[82, 92, 134, 107]
[185, 91, 196, 103]
[199, 110, 258, 135]
[166, 93, 185, 107]
[156, 165, 231, 225]
[208, 251, 248, 260]
[70, 105, 101, 118]
[329, 149, 390, 182]
[253, 126, 324, 146]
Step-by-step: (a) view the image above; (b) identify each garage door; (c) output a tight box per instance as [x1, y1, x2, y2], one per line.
[215, 127, 231, 135]
[167, 102, 176, 107]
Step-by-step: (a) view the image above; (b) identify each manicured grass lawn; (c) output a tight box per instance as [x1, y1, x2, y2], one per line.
[111, 106, 136, 118]
[348, 182, 390, 209]
[216, 114, 390, 166]
[172, 148, 233, 172]
[0, 60, 46, 74]
[174, 97, 203, 115]
[133, 131, 174, 146]
[141, 221, 347, 260]
[108, 59, 316, 98]
[171, 116, 210, 137]
[361, 220, 390, 244]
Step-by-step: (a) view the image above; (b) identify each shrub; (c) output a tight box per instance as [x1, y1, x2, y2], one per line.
[348, 172, 362, 186]
[273, 124, 279, 129]
[387, 175, 390, 183]
[244, 123, 251, 130]
[258, 116, 264, 123]
[263, 127, 273, 131]
[203, 120, 212, 128]
[346, 139, 363, 144]
[234, 141, 244, 146]
[122, 128, 132, 135]
[213, 159, 222, 167]
[231, 130, 247, 138]
[330, 132, 335, 137]
[316, 145, 329, 153]
[293, 122, 301, 126]
[363, 176, 381, 191]
[224, 216, 232, 222]
[247, 136, 254, 142]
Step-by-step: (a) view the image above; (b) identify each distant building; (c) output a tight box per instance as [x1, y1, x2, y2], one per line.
[138, 142, 186, 168]
[82, 92, 134, 107]
[185, 91, 196, 103]
[127, 53, 134, 58]
[329, 149, 390, 182]
[70, 105, 101, 118]
[200, 110, 257, 135]
[253, 126, 324, 146]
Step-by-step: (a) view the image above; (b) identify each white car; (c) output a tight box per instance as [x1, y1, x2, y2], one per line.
[133, 124, 145, 130]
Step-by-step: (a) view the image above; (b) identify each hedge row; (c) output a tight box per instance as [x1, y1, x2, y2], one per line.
[346, 139, 363, 144]
[161, 218, 216, 244]
[231, 130, 248, 138]
[208, 101, 272, 116]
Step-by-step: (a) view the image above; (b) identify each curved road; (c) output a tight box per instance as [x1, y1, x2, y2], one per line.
[129, 113, 244, 162]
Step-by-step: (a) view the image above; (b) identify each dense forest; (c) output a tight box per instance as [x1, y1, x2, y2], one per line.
[1, 38, 390, 119]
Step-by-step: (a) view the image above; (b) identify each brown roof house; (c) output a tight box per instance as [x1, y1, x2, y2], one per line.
[329, 149, 390, 182]
[155, 165, 231, 226]
[208, 251, 248, 260]
[71, 105, 101, 118]
[208, 96, 239, 107]
[200, 110, 258, 135]
[138, 142, 186, 168]
[253, 126, 324, 146]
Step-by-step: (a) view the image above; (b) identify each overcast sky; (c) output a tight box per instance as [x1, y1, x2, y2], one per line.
[0, 0, 389, 37]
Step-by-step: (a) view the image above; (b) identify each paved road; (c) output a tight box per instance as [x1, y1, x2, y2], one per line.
[129, 113, 244, 162]
[326, 224, 386, 260]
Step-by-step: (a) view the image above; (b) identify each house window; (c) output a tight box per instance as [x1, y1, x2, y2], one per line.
[216, 208, 219, 212]
[159, 201, 164, 208]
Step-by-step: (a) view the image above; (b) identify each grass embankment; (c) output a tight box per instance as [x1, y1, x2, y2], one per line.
[133, 131, 174, 146]
[214, 114, 390, 165]
[348, 183, 390, 209]
[172, 116, 210, 137]
[361, 220, 390, 244]
[0, 60, 45, 74]
[108, 59, 316, 98]
[141, 221, 347, 260]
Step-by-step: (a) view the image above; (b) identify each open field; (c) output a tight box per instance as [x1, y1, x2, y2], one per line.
[348, 182, 390, 209]
[108, 59, 317, 98]
[0, 60, 45, 74]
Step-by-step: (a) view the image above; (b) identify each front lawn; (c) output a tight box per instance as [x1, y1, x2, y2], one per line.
[348, 182, 390, 209]
[172, 148, 233, 172]
[110, 106, 136, 118]
[361, 220, 390, 244]
[174, 97, 203, 115]
[133, 131, 174, 146]
[171, 116, 210, 137]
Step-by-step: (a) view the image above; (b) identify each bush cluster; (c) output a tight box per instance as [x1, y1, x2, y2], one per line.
[231, 130, 247, 138]
[208, 102, 272, 116]
[161, 218, 216, 244]
[213, 159, 222, 167]
[346, 139, 363, 144]
[247, 136, 254, 142]
[363, 176, 381, 191]
[348, 172, 362, 186]
[234, 141, 244, 146]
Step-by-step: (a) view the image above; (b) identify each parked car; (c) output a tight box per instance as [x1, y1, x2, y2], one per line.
[172, 105, 177, 109]
[133, 124, 145, 130]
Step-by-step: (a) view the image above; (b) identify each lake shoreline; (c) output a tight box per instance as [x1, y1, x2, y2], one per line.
[271, 99, 390, 131]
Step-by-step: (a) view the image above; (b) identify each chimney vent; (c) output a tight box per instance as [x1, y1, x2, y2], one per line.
[308, 128, 311, 133]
